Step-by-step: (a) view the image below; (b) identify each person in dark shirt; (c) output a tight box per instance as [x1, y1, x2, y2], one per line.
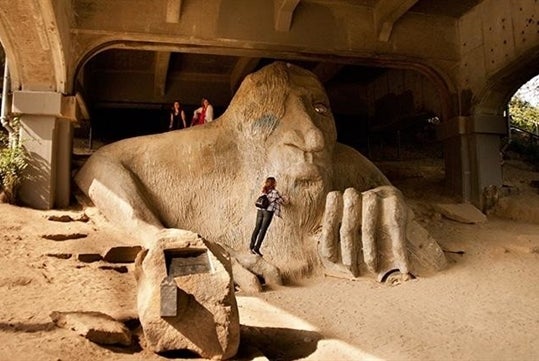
[169, 100, 187, 130]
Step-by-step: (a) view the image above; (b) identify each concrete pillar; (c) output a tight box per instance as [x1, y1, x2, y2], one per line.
[12, 91, 76, 209]
[56, 118, 73, 207]
[438, 114, 506, 208]
[438, 117, 470, 202]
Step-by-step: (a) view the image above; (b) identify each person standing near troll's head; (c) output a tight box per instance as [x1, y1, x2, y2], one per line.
[169, 100, 187, 130]
[191, 97, 214, 126]
[250, 177, 288, 256]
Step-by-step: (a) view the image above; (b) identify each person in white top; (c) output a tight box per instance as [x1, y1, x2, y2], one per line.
[191, 97, 214, 126]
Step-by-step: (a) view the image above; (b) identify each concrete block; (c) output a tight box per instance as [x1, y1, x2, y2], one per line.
[12, 91, 62, 116]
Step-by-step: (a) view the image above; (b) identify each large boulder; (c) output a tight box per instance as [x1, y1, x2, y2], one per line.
[134, 229, 240, 359]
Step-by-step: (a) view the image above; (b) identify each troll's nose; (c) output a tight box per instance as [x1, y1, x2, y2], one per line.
[283, 124, 325, 153]
[303, 127, 325, 152]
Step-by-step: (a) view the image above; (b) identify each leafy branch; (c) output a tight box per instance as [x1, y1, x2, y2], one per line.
[0, 116, 30, 204]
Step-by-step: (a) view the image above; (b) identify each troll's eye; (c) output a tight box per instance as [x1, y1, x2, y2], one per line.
[314, 103, 329, 115]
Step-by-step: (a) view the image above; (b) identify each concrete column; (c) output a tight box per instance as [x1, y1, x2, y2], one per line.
[56, 118, 73, 208]
[438, 116, 470, 202]
[17, 114, 58, 209]
[467, 113, 506, 207]
[438, 114, 506, 208]
[12, 91, 76, 209]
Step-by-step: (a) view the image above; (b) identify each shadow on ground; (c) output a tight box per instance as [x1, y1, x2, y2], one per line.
[235, 325, 323, 361]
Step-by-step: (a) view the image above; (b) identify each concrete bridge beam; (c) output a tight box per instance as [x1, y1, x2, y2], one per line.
[0, 0, 537, 211]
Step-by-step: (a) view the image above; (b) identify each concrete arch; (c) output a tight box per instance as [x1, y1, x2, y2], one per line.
[0, 10, 23, 91]
[474, 45, 539, 116]
[366, 59, 457, 121]
[0, 0, 66, 92]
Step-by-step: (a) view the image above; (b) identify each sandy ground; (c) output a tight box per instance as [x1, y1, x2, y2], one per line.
[0, 158, 538, 361]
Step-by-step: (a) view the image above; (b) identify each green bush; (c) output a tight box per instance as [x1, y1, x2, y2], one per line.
[509, 96, 539, 134]
[0, 118, 29, 204]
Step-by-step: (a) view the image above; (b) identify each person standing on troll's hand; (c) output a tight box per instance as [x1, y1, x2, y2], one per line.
[250, 177, 288, 256]
[169, 100, 187, 130]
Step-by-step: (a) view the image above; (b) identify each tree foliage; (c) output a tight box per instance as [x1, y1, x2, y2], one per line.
[508, 95, 539, 133]
[515, 75, 539, 106]
[0, 117, 29, 204]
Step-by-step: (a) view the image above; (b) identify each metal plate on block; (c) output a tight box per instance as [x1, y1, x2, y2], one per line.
[160, 275, 177, 317]
[164, 248, 212, 277]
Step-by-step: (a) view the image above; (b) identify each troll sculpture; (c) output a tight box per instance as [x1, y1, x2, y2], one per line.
[75, 62, 447, 358]
[76, 62, 447, 282]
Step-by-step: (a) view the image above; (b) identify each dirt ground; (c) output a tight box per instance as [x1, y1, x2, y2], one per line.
[0, 157, 538, 361]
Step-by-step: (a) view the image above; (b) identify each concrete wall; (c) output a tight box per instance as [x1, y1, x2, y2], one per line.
[459, 0, 539, 111]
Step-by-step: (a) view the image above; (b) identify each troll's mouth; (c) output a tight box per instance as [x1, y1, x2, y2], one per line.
[289, 162, 323, 179]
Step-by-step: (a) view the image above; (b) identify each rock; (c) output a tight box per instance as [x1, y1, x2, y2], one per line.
[433, 203, 487, 224]
[134, 230, 240, 359]
[222, 244, 283, 287]
[0, 191, 7, 203]
[41, 233, 88, 241]
[50, 311, 132, 346]
[230, 257, 263, 293]
[47, 213, 90, 222]
[98, 265, 128, 273]
[77, 253, 102, 263]
[102, 245, 142, 263]
[47, 215, 73, 222]
[45, 253, 72, 259]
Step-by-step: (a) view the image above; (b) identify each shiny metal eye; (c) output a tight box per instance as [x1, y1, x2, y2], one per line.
[314, 103, 329, 114]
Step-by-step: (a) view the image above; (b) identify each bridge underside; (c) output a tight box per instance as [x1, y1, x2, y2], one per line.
[0, 0, 538, 210]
